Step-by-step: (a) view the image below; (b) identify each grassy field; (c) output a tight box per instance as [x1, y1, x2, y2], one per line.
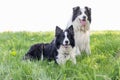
[0, 31, 120, 80]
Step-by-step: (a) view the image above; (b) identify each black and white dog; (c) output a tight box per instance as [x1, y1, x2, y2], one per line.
[67, 6, 91, 55]
[23, 25, 76, 64]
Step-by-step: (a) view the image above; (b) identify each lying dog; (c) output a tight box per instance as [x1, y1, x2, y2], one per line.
[23, 25, 76, 64]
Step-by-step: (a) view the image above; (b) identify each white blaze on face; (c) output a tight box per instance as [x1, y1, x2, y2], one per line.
[63, 32, 70, 45]
[77, 8, 88, 26]
[78, 8, 87, 21]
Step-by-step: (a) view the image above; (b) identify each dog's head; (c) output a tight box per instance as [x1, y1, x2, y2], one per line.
[55, 25, 75, 49]
[72, 6, 91, 29]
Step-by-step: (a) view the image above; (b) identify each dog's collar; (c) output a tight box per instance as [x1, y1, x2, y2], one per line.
[64, 53, 69, 55]
[64, 53, 69, 58]
[64, 53, 69, 56]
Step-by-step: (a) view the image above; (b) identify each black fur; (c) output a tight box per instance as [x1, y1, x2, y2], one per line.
[23, 25, 75, 63]
[55, 25, 75, 49]
[23, 41, 58, 62]
[23, 43, 45, 60]
[72, 6, 91, 23]
[64, 25, 75, 48]
[85, 6, 91, 23]
[72, 6, 81, 21]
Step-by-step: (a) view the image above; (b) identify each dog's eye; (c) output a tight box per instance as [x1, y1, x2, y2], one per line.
[66, 34, 70, 39]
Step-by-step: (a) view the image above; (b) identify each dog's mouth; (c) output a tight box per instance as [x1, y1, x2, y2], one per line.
[62, 44, 69, 48]
[80, 19, 87, 26]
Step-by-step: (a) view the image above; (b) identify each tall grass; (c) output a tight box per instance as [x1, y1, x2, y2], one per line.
[0, 31, 120, 80]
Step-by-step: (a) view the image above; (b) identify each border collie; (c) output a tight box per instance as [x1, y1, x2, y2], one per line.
[67, 6, 91, 55]
[23, 25, 76, 65]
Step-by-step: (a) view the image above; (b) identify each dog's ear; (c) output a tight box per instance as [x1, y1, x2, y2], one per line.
[72, 6, 80, 21]
[85, 6, 91, 15]
[68, 25, 74, 36]
[55, 26, 63, 37]
[85, 6, 91, 23]
[73, 6, 80, 11]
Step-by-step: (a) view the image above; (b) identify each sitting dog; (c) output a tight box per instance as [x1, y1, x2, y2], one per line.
[67, 6, 92, 55]
[23, 25, 76, 64]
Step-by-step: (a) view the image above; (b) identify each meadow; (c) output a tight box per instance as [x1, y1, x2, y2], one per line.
[0, 31, 120, 80]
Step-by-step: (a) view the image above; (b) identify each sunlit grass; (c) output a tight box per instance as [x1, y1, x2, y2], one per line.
[0, 31, 120, 80]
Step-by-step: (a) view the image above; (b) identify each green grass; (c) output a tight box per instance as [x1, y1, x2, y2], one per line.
[0, 31, 120, 80]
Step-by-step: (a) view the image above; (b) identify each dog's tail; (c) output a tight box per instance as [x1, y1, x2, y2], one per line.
[22, 43, 44, 61]
[22, 53, 32, 60]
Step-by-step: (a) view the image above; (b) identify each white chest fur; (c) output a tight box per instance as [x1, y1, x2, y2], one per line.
[56, 46, 76, 65]
[73, 20, 91, 55]
[75, 31, 90, 50]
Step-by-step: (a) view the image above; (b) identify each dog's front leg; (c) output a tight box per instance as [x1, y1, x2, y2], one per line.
[85, 44, 91, 55]
[56, 54, 66, 65]
[70, 55, 76, 64]
[70, 50, 77, 64]
[76, 46, 81, 55]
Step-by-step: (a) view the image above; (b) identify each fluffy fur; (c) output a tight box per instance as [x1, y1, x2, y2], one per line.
[55, 25, 76, 64]
[23, 25, 76, 65]
[67, 6, 91, 55]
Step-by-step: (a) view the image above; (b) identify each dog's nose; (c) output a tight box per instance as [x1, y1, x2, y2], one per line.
[65, 41, 68, 44]
[83, 16, 86, 19]
[83, 16, 86, 21]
